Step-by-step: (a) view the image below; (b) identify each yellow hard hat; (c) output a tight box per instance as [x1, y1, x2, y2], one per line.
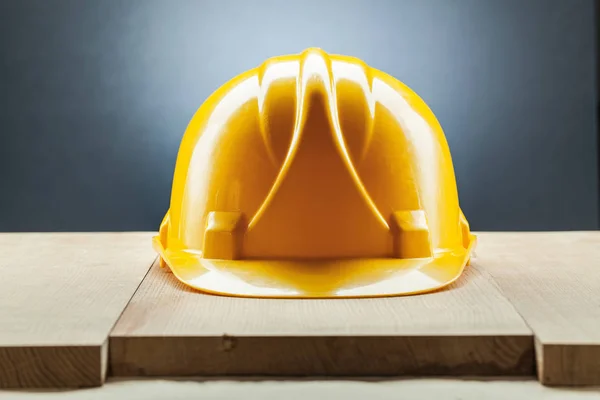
[154, 48, 476, 298]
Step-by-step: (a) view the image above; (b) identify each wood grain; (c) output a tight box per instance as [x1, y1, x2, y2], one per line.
[475, 232, 600, 386]
[110, 259, 533, 377]
[0, 233, 155, 388]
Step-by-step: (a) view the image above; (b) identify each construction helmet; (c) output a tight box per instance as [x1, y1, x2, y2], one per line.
[154, 48, 476, 298]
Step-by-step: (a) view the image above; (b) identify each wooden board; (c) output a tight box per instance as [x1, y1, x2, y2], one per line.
[110, 260, 534, 377]
[475, 232, 600, 386]
[0, 233, 155, 388]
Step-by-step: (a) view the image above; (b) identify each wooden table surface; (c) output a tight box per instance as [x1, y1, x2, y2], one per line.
[1, 232, 599, 392]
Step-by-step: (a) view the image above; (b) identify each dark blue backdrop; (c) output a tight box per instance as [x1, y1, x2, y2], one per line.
[0, 0, 598, 231]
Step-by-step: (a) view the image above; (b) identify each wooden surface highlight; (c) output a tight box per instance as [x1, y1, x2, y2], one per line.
[110, 259, 533, 377]
[0, 233, 155, 388]
[475, 232, 600, 386]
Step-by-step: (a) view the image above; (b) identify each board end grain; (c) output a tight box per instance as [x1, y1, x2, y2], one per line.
[0, 345, 105, 388]
[537, 341, 600, 386]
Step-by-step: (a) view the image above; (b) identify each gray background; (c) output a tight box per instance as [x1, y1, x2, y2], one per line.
[0, 0, 598, 232]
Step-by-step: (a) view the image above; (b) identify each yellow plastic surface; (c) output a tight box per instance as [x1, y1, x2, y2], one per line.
[155, 48, 476, 298]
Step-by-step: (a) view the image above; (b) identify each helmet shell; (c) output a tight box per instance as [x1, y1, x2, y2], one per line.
[162, 48, 469, 261]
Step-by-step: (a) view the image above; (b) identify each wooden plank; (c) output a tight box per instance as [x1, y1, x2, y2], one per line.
[110, 260, 534, 377]
[475, 232, 600, 386]
[0, 233, 155, 388]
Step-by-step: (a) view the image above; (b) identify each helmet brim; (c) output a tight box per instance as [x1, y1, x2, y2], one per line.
[153, 236, 476, 298]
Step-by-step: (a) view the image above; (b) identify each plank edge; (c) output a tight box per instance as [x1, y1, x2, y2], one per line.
[0, 344, 105, 389]
[109, 334, 535, 377]
[536, 340, 600, 386]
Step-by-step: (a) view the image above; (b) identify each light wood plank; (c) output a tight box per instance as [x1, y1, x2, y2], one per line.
[0, 233, 155, 388]
[110, 260, 533, 377]
[475, 232, 600, 386]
